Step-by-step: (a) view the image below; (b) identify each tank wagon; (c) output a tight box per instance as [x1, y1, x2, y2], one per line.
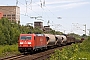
[44, 34, 56, 46]
[55, 35, 67, 46]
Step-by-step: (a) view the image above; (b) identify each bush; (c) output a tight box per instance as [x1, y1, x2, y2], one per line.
[0, 18, 44, 45]
[50, 36, 90, 60]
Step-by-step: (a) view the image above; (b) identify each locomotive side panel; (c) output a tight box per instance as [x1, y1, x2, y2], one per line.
[34, 35, 47, 49]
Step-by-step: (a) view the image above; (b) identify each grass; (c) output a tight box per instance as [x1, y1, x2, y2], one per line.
[0, 44, 20, 58]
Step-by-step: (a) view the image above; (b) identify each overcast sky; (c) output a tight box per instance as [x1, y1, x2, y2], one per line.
[0, 0, 90, 35]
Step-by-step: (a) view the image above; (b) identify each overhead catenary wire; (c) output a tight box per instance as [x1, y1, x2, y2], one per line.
[31, 0, 60, 26]
[32, 1, 50, 20]
[16, 0, 18, 6]
[25, 0, 28, 14]
[18, 1, 40, 16]
[29, 0, 32, 10]
[36, 0, 58, 18]
[18, 0, 58, 19]
[16, 0, 62, 25]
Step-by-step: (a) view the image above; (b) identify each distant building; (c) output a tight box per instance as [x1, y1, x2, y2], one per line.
[34, 21, 43, 30]
[44, 26, 50, 32]
[0, 12, 3, 19]
[0, 6, 20, 23]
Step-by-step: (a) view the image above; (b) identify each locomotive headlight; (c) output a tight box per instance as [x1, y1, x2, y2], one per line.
[28, 42, 31, 44]
[20, 42, 23, 44]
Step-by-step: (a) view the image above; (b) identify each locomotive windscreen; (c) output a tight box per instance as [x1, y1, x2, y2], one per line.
[20, 36, 32, 40]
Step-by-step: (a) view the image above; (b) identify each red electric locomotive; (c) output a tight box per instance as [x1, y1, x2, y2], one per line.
[18, 33, 47, 53]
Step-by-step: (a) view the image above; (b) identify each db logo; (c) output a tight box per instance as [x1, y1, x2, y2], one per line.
[40, 38, 43, 42]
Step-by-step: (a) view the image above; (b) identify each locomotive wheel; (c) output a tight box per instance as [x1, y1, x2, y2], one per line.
[29, 50, 34, 55]
[19, 51, 23, 53]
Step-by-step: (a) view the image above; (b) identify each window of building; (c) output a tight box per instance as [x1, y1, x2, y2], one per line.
[12, 20, 16, 22]
[12, 14, 15, 16]
[7, 17, 11, 19]
[7, 14, 11, 16]
[3, 15, 6, 16]
[12, 17, 16, 19]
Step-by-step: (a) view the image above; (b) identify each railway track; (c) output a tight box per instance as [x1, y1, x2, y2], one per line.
[0, 46, 63, 60]
[31, 47, 61, 60]
[17, 46, 66, 60]
[0, 53, 28, 60]
[0, 44, 77, 60]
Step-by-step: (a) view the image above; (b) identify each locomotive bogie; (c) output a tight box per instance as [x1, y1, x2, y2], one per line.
[18, 47, 33, 53]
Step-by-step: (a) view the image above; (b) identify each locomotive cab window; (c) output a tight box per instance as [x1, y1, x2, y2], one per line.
[20, 36, 32, 40]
